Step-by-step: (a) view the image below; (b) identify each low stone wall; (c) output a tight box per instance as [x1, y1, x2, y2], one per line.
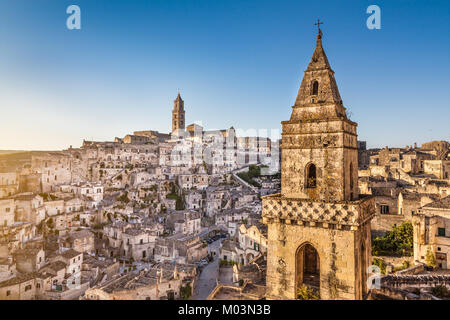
[206, 284, 241, 300]
[381, 274, 450, 290]
[374, 256, 414, 267]
[40, 282, 90, 300]
[369, 286, 440, 300]
[369, 286, 419, 300]
[396, 263, 425, 275]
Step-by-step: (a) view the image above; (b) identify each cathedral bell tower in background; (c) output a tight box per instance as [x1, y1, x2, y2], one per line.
[172, 92, 185, 133]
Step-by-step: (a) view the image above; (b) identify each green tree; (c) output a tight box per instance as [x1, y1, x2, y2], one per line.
[180, 283, 192, 300]
[372, 221, 413, 256]
[425, 246, 436, 267]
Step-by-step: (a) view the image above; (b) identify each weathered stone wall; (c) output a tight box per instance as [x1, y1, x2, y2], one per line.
[265, 221, 365, 300]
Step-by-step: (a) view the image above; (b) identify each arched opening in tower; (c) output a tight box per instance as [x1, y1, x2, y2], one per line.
[296, 243, 320, 297]
[311, 81, 319, 95]
[306, 163, 317, 188]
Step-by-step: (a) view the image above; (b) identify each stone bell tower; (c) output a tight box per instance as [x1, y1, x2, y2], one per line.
[262, 25, 374, 300]
[172, 92, 185, 133]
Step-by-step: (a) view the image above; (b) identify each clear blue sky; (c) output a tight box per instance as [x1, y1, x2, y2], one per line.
[0, 0, 449, 150]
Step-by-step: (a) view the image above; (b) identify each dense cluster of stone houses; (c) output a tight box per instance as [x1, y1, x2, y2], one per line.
[358, 140, 450, 269]
[0, 99, 281, 299]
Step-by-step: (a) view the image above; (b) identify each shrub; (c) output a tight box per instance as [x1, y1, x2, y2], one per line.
[425, 246, 436, 268]
[372, 257, 387, 275]
[219, 259, 237, 267]
[116, 192, 130, 204]
[180, 283, 192, 300]
[297, 285, 320, 300]
[393, 260, 411, 272]
[431, 285, 450, 298]
[237, 172, 261, 188]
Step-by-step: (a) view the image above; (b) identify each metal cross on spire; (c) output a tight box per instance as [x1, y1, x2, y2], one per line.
[314, 19, 323, 34]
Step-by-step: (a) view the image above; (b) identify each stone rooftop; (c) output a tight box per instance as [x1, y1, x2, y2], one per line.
[68, 229, 94, 240]
[60, 249, 82, 259]
[42, 261, 67, 273]
[423, 195, 450, 209]
[0, 272, 39, 288]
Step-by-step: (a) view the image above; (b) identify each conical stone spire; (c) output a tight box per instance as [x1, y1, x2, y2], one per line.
[174, 92, 184, 110]
[306, 29, 331, 71]
[280, 27, 359, 202]
[290, 28, 346, 121]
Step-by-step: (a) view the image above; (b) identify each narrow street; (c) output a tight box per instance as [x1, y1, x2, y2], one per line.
[191, 239, 222, 300]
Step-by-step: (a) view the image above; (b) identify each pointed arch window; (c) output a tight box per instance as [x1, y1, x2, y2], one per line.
[306, 163, 317, 188]
[311, 81, 319, 95]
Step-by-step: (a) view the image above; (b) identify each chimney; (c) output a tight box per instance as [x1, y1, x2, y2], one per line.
[414, 142, 417, 149]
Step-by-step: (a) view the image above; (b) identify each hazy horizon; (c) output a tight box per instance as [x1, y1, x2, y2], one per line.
[1, 0, 449, 151]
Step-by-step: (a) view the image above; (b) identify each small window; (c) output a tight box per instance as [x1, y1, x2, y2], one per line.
[349, 163, 354, 190]
[306, 163, 317, 188]
[380, 205, 389, 214]
[25, 285, 32, 292]
[6, 290, 11, 296]
[311, 81, 319, 95]
[438, 228, 446, 237]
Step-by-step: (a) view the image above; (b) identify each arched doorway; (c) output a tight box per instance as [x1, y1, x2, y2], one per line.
[296, 243, 320, 296]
